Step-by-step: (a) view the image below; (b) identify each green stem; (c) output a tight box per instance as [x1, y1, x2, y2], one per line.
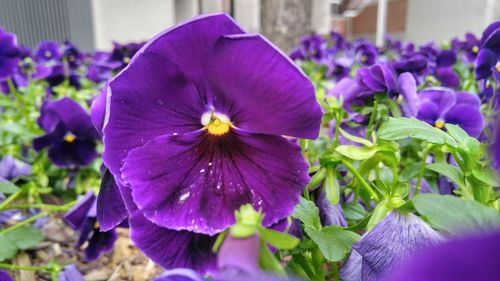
[0, 201, 75, 212]
[0, 189, 24, 210]
[415, 144, 433, 195]
[333, 112, 341, 147]
[0, 263, 50, 272]
[365, 98, 379, 140]
[0, 212, 48, 235]
[342, 160, 379, 201]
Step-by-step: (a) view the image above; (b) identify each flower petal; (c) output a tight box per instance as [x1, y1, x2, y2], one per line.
[104, 52, 205, 177]
[398, 72, 418, 117]
[205, 34, 321, 139]
[97, 169, 128, 231]
[64, 192, 95, 230]
[129, 211, 216, 273]
[122, 130, 309, 235]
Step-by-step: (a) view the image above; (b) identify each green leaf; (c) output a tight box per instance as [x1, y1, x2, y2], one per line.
[293, 197, 321, 230]
[0, 234, 18, 261]
[259, 241, 285, 275]
[378, 117, 457, 147]
[0, 181, 19, 194]
[259, 227, 300, 250]
[304, 225, 360, 262]
[413, 194, 500, 234]
[307, 168, 326, 190]
[472, 168, 500, 187]
[399, 162, 422, 182]
[335, 145, 378, 160]
[339, 128, 373, 147]
[366, 200, 392, 230]
[426, 163, 466, 188]
[445, 123, 468, 142]
[325, 168, 340, 205]
[343, 203, 366, 221]
[5, 226, 44, 250]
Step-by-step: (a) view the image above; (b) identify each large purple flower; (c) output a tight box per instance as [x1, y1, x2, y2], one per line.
[99, 13, 321, 272]
[385, 231, 500, 281]
[416, 88, 484, 137]
[339, 212, 442, 281]
[64, 192, 118, 261]
[0, 28, 20, 80]
[33, 97, 99, 167]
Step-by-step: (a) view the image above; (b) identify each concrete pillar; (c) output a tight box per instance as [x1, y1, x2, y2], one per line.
[201, 0, 223, 14]
[90, 0, 175, 50]
[234, 0, 261, 32]
[311, 0, 331, 34]
[175, 0, 199, 23]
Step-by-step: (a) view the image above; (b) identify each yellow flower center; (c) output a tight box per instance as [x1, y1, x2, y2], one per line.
[123, 57, 130, 64]
[434, 119, 445, 129]
[361, 55, 367, 62]
[496, 63, 500, 73]
[472, 46, 479, 54]
[64, 133, 76, 143]
[201, 111, 232, 136]
[44, 50, 52, 58]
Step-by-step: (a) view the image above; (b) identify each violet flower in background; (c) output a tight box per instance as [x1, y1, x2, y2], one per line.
[290, 34, 327, 62]
[0, 270, 13, 281]
[474, 21, 500, 80]
[0, 155, 31, 181]
[109, 41, 144, 70]
[314, 187, 347, 227]
[34, 40, 61, 63]
[33, 97, 99, 167]
[58, 264, 85, 281]
[384, 231, 500, 281]
[45, 63, 82, 91]
[416, 88, 484, 137]
[62, 41, 83, 70]
[355, 41, 378, 66]
[0, 27, 20, 80]
[64, 192, 118, 261]
[339, 212, 442, 281]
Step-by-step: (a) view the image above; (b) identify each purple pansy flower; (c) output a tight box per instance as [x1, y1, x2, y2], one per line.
[97, 13, 321, 272]
[154, 268, 303, 281]
[314, 187, 347, 227]
[58, 264, 85, 281]
[217, 234, 260, 274]
[64, 192, 118, 261]
[385, 231, 500, 281]
[33, 97, 99, 167]
[0, 155, 31, 181]
[474, 21, 500, 80]
[0, 270, 13, 281]
[0, 28, 20, 80]
[62, 41, 83, 70]
[109, 41, 144, 70]
[326, 58, 352, 81]
[35, 41, 61, 63]
[416, 88, 484, 137]
[45, 63, 81, 91]
[339, 212, 442, 281]
[355, 41, 378, 66]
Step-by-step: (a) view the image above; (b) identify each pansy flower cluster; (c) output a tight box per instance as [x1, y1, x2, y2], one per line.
[0, 14, 499, 281]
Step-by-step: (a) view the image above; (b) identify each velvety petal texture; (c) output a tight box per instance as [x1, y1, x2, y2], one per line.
[122, 130, 308, 234]
[339, 212, 442, 281]
[129, 211, 217, 273]
[385, 231, 500, 281]
[96, 169, 127, 231]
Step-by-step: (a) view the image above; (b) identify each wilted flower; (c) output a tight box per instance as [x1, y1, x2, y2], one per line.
[64, 192, 118, 261]
[416, 88, 484, 137]
[34, 97, 99, 167]
[339, 212, 442, 281]
[58, 264, 84, 281]
[0, 28, 20, 80]
[385, 231, 500, 281]
[97, 13, 321, 272]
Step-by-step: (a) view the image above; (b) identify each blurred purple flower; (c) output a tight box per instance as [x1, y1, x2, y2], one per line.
[385, 231, 500, 281]
[355, 42, 378, 65]
[58, 264, 84, 281]
[64, 192, 117, 261]
[474, 21, 500, 80]
[339, 212, 442, 281]
[35, 41, 61, 63]
[0, 28, 20, 80]
[0, 270, 13, 281]
[109, 41, 144, 70]
[33, 97, 99, 167]
[62, 41, 83, 70]
[0, 155, 31, 181]
[416, 88, 484, 137]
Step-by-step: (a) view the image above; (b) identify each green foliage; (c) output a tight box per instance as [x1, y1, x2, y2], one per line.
[0, 226, 44, 261]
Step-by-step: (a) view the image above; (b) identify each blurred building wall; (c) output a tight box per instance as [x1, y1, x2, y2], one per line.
[406, 0, 499, 44]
